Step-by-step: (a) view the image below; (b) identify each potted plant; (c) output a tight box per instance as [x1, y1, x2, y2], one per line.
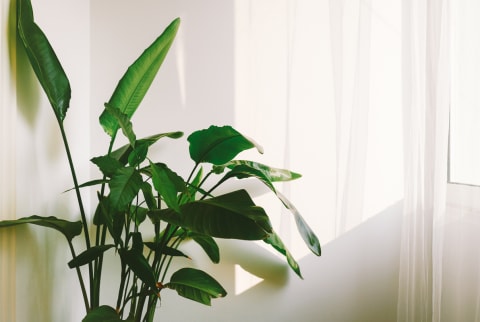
[0, 0, 321, 321]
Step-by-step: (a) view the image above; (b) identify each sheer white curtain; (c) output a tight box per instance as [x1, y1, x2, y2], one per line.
[397, 0, 450, 321]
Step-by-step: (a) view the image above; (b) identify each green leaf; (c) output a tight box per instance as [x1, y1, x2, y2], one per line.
[104, 103, 136, 146]
[150, 162, 186, 213]
[120, 249, 157, 291]
[0, 215, 81, 241]
[140, 182, 156, 210]
[82, 305, 133, 322]
[264, 231, 302, 278]
[150, 190, 272, 240]
[144, 243, 190, 258]
[164, 268, 226, 306]
[91, 155, 122, 177]
[277, 192, 321, 256]
[188, 232, 219, 263]
[188, 126, 263, 165]
[68, 245, 115, 269]
[215, 160, 302, 182]
[127, 141, 148, 167]
[17, 0, 71, 122]
[99, 18, 180, 136]
[109, 131, 183, 166]
[214, 161, 320, 257]
[64, 179, 108, 193]
[130, 205, 148, 226]
[109, 167, 143, 211]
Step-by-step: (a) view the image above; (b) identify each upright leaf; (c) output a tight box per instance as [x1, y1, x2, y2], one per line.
[17, 0, 71, 122]
[150, 162, 186, 213]
[164, 268, 227, 306]
[188, 126, 263, 165]
[109, 167, 143, 211]
[120, 249, 157, 291]
[99, 18, 181, 136]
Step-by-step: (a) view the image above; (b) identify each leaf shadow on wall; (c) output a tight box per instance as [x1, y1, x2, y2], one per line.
[9, 0, 40, 128]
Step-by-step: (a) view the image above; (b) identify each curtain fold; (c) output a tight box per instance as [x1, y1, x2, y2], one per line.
[397, 0, 450, 321]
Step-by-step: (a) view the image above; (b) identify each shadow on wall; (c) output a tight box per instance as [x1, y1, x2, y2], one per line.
[157, 201, 403, 322]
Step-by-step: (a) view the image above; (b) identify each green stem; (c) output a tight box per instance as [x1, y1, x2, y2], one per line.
[58, 121, 93, 308]
[93, 134, 117, 307]
[67, 239, 90, 312]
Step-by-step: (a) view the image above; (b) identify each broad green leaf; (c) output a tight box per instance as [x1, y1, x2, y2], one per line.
[91, 155, 122, 177]
[68, 245, 115, 269]
[150, 162, 186, 213]
[82, 305, 133, 322]
[17, 0, 71, 122]
[109, 167, 143, 211]
[164, 268, 226, 306]
[105, 104, 136, 146]
[264, 231, 302, 278]
[188, 232, 219, 263]
[188, 126, 263, 165]
[0, 215, 81, 241]
[109, 131, 183, 166]
[120, 249, 157, 291]
[150, 190, 272, 240]
[277, 192, 321, 256]
[99, 18, 180, 136]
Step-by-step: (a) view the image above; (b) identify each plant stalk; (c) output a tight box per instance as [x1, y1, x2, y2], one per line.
[58, 120, 94, 309]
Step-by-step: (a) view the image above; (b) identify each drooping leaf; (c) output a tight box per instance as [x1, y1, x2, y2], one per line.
[264, 231, 302, 278]
[277, 192, 321, 256]
[0, 215, 81, 241]
[82, 305, 133, 322]
[214, 160, 302, 182]
[150, 190, 272, 240]
[17, 0, 71, 122]
[188, 232, 219, 263]
[109, 167, 143, 211]
[68, 245, 115, 269]
[150, 162, 186, 213]
[188, 126, 263, 165]
[214, 161, 321, 256]
[99, 18, 180, 136]
[164, 268, 226, 306]
[120, 249, 157, 291]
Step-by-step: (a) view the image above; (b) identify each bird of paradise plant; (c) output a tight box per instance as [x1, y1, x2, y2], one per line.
[0, 0, 321, 321]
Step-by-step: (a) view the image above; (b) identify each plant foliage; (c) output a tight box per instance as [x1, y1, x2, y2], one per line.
[3, 1, 321, 321]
